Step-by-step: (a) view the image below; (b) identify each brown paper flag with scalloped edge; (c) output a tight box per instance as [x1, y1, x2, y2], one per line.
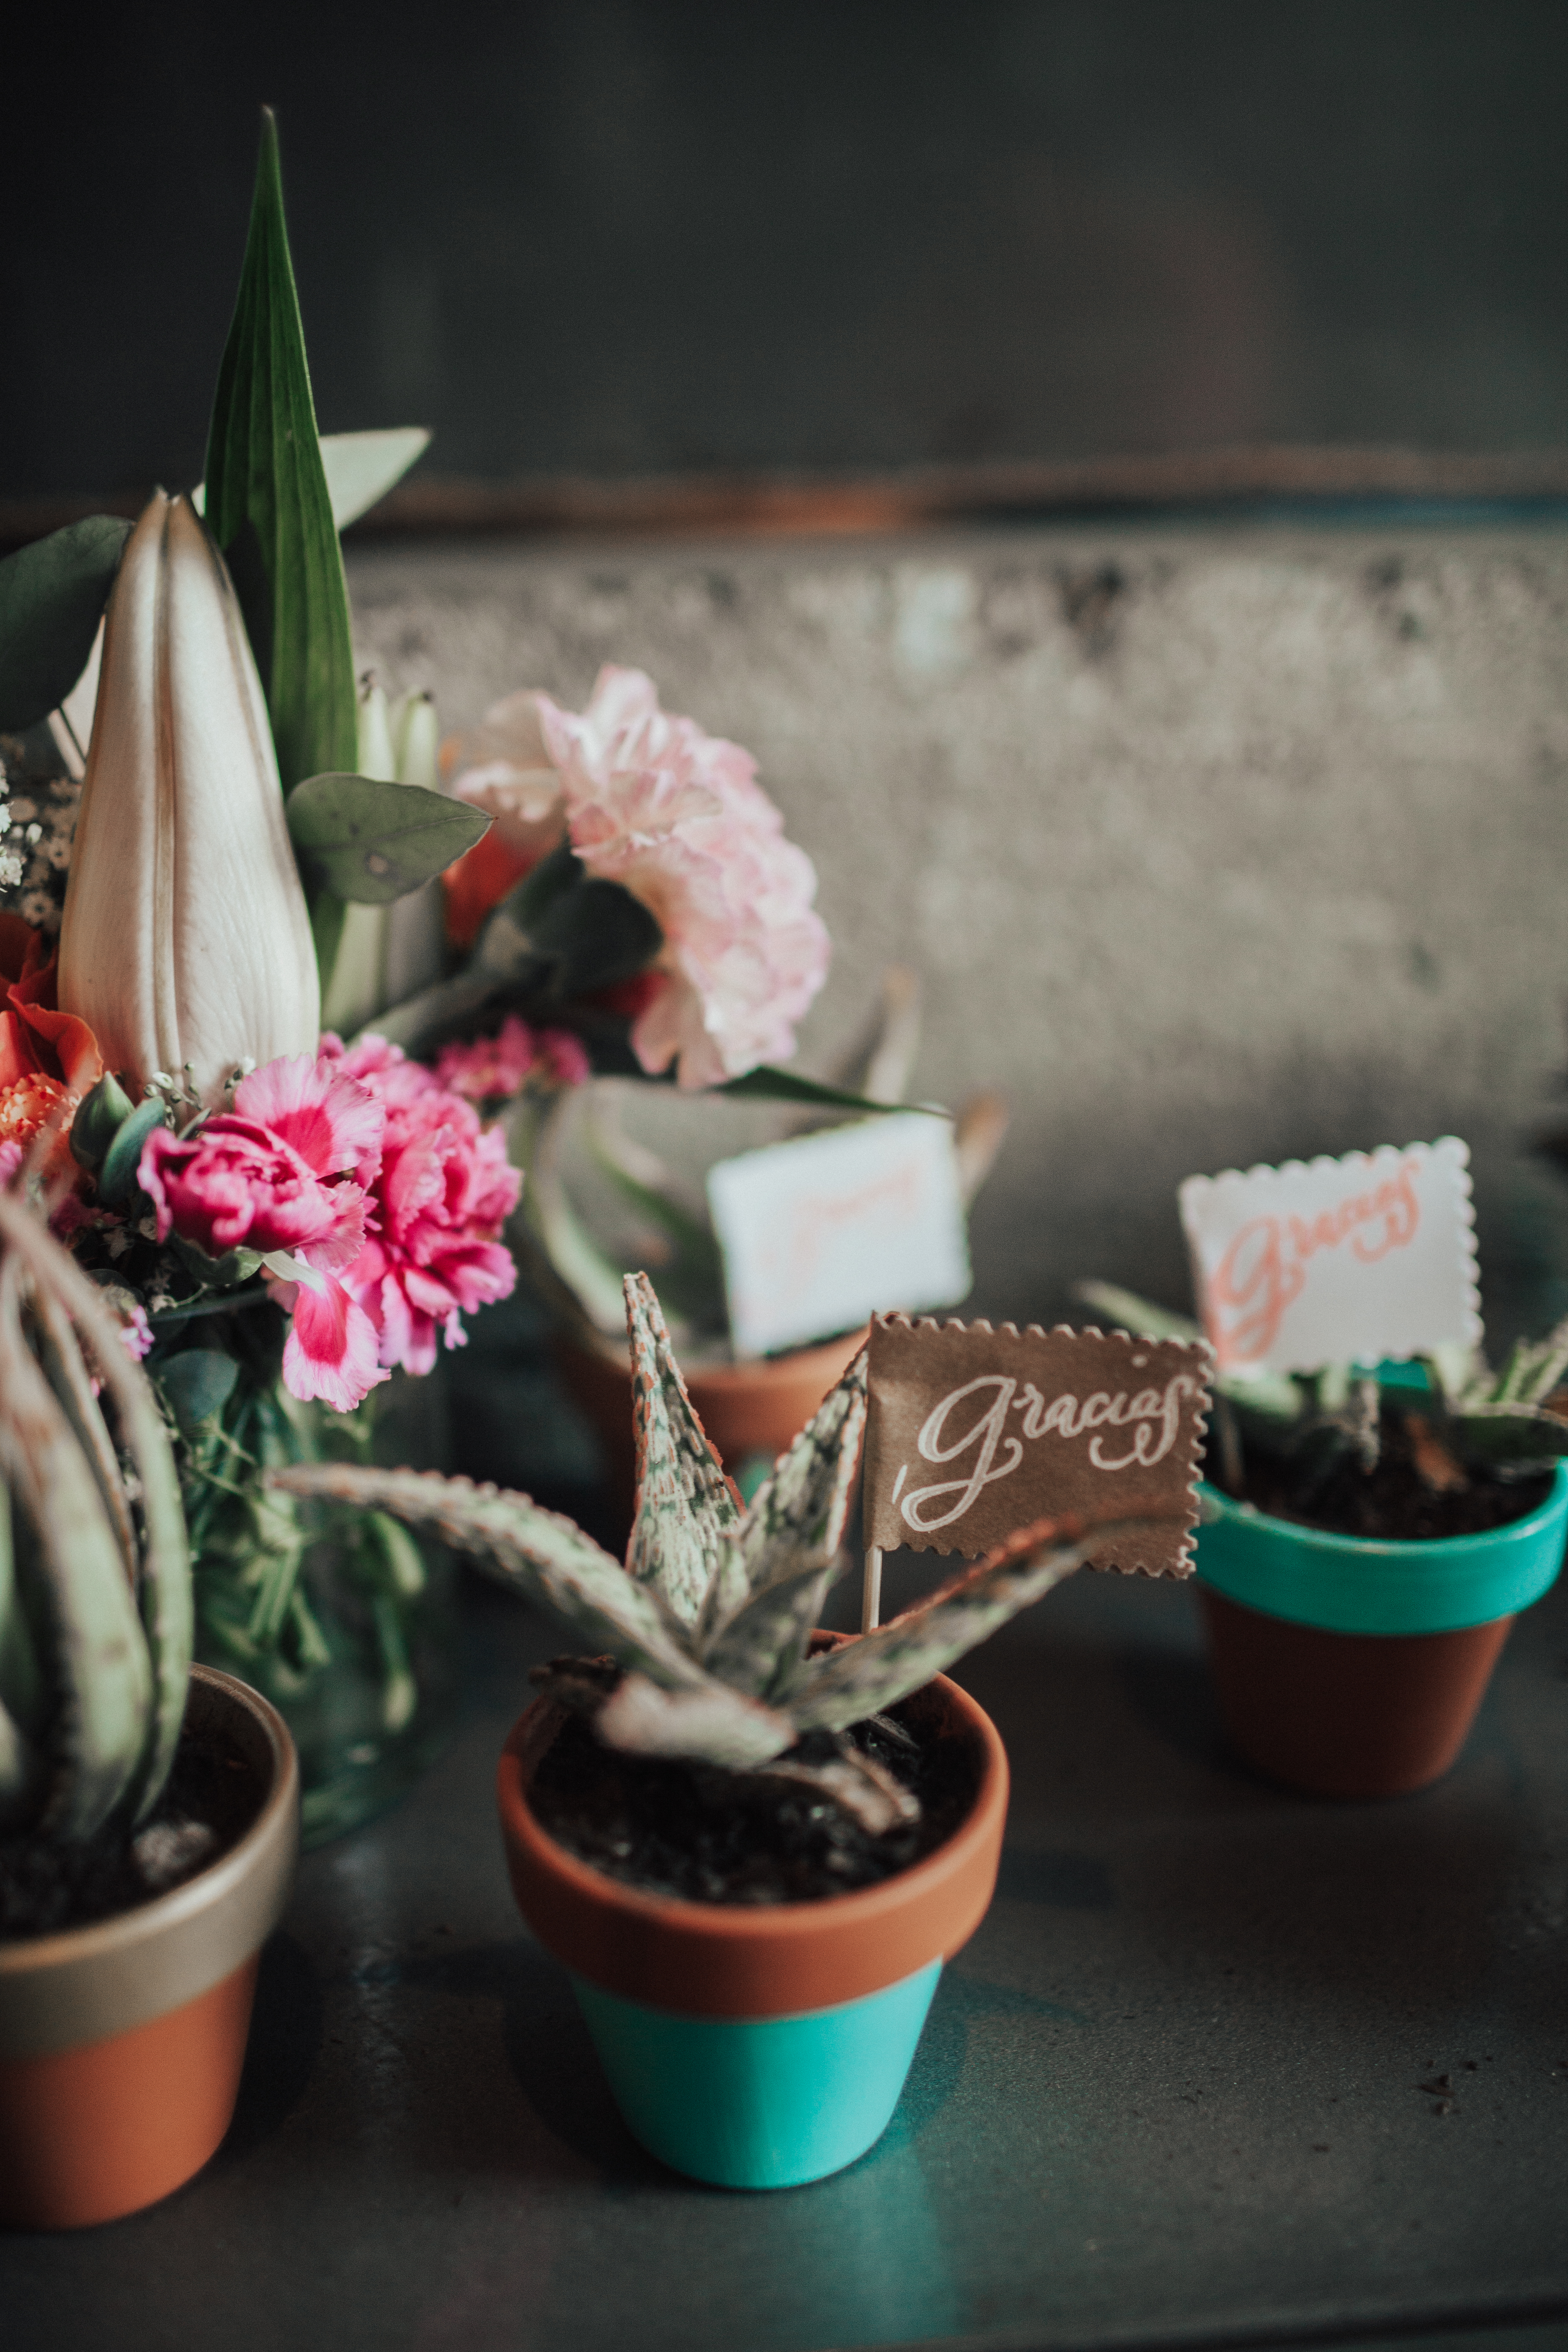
[863, 1314, 1214, 1577]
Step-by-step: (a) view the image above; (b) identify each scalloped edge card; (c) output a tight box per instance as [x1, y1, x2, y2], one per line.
[1178, 1137, 1482, 1377]
[863, 1314, 1212, 1576]
[706, 1112, 971, 1359]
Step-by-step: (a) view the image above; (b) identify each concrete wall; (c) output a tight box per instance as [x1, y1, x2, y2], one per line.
[347, 526, 1568, 1343]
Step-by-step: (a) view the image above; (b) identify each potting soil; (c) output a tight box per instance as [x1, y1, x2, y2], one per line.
[1237, 1406, 1553, 1543]
[529, 1689, 983, 1906]
[0, 1722, 262, 1939]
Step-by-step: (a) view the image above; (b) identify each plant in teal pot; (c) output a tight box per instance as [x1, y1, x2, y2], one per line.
[1080, 1283, 1568, 1797]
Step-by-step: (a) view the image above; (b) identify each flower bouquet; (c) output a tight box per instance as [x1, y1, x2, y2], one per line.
[0, 116, 507, 1836]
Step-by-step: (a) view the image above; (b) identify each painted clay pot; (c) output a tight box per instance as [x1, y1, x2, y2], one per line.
[1193, 1464, 1568, 1798]
[496, 1663, 1007, 2189]
[555, 1322, 867, 1530]
[0, 1665, 299, 2229]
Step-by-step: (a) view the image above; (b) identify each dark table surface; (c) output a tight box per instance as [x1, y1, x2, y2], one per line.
[6, 1536, 1568, 2352]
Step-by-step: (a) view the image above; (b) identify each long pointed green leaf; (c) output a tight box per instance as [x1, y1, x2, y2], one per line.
[203, 108, 356, 794]
[0, 517, 132, 732]
[267, 1462, 707, 1689]
[624, 1272, 743, 1625]
[0, 1191, 191, 1823]
[0, 1259, 151, 1841]
[701, 1351, 867, 1698]
[718, 1067, 947, 1116]
[789, 1507, 1182, 1734]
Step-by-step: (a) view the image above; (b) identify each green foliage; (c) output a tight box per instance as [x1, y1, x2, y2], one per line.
[718, 1066, 946, 1117]
[273, 1273, 1173, 1830]
[98, 1099, 170, 1209]
[69, 1071, 137, 1176]
[286, 772, 490, 904]
[0, 516, 132, 733]
[203, 109, 356, 795]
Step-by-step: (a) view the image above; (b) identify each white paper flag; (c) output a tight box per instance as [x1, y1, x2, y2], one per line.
[707, 1113, 971, 1358]
[1179, 1137, 1481, 1377]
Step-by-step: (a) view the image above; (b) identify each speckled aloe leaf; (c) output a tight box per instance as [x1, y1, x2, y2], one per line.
[0, 1191, 192, 1827]
[0, 1256, 152, 1842]
[624, 1272, 742, 1627]
[788, 1508, 1179, 1736]
[594, 1671, 793, 1769]
[268, 1463, 707, 1690]
[700, 1351, 868, 1701]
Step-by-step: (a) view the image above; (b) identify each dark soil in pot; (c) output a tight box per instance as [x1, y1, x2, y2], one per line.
[1231, 1405, 1551, 1542]
[0, 1721, 263, 1940]
[529, 1685, 983, 1906]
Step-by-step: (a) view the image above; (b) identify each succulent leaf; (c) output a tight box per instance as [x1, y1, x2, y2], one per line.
[0, 1256, 153, 1841]
[788, 1508, 1176, 1736]
[700, 1352, 868, 1698]
[595, 1671, 793, 1769]
[624, 1273, 743, 1626]
[267, 1463, 708, 1689]
[1076, 1280, 1304, 1424]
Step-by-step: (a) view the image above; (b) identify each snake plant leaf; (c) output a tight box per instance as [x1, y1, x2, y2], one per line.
[203, 108, 356, 794]
[624, 1273, 743, 1627]
[266, 1463, 708, 1689]
[595, 1669, 793, 1769]
[701, 1351, 868, 1699]
[286, 772, 490, 904]
[788, 1508, 1176, 1736]
[718, 1067, 946, 1117]
[0, 1258, 152, 1840]
[0, 516, 132, 732]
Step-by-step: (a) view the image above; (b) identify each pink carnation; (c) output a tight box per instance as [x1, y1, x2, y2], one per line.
[535, 668, 830, 1091]
[434, 1014, 590, 1106]
[139, 1054, 381, 1275]
[276, 1273, 391, 1414]
[321, 1034, 521, 1376]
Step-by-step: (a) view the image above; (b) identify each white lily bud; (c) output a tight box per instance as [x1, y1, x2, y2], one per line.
[59, 492, 319, 1107]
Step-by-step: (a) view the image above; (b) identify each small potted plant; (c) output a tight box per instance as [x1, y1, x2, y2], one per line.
[278, 1273, 1166, 2189]
[0, 1181, 298, 2230]
[1078, 1281, 1568, 1797]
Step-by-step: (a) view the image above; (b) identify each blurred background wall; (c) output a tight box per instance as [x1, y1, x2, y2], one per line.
[5, 2, 1568, 1355]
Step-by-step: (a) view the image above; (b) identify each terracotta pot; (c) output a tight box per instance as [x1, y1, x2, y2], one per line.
[0, 1664, 299, 2229]
[1193, 1466, 1568, 1799]
[555, 1322, 868, 1534]
[496, 1661, 1007, 2187]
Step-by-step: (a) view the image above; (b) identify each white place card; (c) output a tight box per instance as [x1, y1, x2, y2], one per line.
[1178, 1137, 1481, 1377]
[707, 1113, 971, 1359]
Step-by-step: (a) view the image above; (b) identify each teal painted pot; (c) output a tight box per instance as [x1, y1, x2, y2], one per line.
[497, 1667, 1008, 2189]
[573, 1960, 942, 2190]
[1193, 1465, 1568, 1797]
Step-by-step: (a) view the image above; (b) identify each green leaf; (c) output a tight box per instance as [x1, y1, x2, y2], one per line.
[98, 1099, 170, 1208]
[479, 855, 663, 996]
[718, 1067, 948, 1116]
[287, 772, 490, 903]
[0, 517, 132, 733]
[69, 1070, 137, 1175]
[624, 1272, 743, 1626]
[157, 1350, 240, 1433]
[203, 108, 356, 793]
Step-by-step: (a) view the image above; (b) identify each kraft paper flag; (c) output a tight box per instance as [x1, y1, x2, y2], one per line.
[1179, 1137, 1482, 1377]
[863, 1314, 1212, 1578]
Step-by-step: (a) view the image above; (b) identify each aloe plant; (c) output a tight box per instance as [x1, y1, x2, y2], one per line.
[274, 1273, 1173, 1831]
[1076, 1278, 1568, 1500]
[0, 1186, 191, 1847]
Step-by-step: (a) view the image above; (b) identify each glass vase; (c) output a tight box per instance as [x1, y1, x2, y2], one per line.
[187, 1365, 460, 1847]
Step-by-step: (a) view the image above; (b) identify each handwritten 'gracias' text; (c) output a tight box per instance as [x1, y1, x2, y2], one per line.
[892, 1368, 1200, 1534]
[1205, 1156, 1421, 1367]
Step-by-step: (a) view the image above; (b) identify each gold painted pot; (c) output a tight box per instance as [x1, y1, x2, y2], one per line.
[0, 1665, 299, 2229]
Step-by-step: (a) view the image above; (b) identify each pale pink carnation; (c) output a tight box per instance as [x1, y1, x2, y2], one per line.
[435, 1014, 590, 1106]
[443, 689, 569, 863]
[321, 1034, 521, 1376]
[535, 667, 830, 1091]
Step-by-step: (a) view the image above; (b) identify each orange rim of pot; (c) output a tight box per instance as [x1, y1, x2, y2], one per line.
[496, 1665, 1008, 2020]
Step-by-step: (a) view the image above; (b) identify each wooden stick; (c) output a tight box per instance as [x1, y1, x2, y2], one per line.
[861, 1546, 883, 1633]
